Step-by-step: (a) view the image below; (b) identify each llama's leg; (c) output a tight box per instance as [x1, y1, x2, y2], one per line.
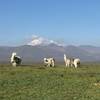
[52, 62, 55, 67]
[51, 61, 54, 67]
[12, 62, 17, 67]
[68, 62, 71, 67]
[48, 64, 50, 67]
[74, 63, 77, 68]
[66, 63, 68, 67]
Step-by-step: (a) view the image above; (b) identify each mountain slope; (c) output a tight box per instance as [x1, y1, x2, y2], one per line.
[0, 45, 100, 63]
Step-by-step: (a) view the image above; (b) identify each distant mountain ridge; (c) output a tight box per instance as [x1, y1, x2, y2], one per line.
[0, 44, 100, 63]
[79, 45, 100, 54]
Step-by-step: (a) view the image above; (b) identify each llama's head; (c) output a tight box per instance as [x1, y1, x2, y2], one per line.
[64, 54, 66, 58]
[12, 52, 17, 57]
[11, 52, 17, 63]
[44, 58, 47, 61]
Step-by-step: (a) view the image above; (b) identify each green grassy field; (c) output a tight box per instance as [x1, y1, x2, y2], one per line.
[0, 64, 100, 100]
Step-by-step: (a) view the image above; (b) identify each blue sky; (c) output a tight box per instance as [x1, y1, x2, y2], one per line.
[0, 0, 100, 46]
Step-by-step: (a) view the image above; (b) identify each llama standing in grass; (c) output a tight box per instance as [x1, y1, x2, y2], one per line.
[44, 58, 55, 67]
[10, 52, 22, 67]
[64, 54, 80, 68]
[64, 54, 70, 67]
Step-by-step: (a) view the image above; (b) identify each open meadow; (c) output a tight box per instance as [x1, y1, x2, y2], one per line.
[0, 63, 100, 100]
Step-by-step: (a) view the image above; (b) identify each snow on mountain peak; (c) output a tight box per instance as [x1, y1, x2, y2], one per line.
[27, 35, 65, 46]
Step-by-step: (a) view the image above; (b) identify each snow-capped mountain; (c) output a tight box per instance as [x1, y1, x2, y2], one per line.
[1, 35, 100, 63]
[27, 35, 65, 47]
